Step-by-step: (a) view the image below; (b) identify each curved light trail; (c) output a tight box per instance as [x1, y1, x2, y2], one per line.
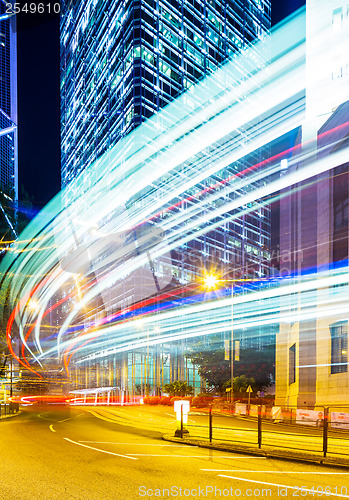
[1, 8, 348, 380]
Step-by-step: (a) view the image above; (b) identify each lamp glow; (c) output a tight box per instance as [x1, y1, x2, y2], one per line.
[204, 275, 218, 289]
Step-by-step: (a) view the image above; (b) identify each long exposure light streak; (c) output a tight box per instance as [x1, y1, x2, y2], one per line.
[1, 8, 348, 378]
[36, 264, 349, 364]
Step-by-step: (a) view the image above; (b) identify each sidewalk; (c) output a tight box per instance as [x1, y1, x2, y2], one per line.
[0, 411, 21, 420]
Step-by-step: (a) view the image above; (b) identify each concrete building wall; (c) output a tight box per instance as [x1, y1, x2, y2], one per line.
[276, 0, 349, 409]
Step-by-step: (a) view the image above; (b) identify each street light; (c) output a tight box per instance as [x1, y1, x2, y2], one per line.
[204, 274, 218, 289]
[27, 299, 39, 311]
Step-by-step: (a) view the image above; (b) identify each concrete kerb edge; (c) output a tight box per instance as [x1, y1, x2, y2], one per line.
[162, 434, 349, 469]
[0, 411, 22, 420]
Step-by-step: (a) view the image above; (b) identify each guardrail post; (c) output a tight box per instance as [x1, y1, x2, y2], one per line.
[258, 405, 262, 449]
[323, 407, 329, 458]
[209, 407, 213, 443]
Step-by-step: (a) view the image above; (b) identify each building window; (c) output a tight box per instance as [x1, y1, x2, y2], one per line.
[289, 343, 296, 384]
[330, 322, 348, 374]
[334, 199, 349, 230]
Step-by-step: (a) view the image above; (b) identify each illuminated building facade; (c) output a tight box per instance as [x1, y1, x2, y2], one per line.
[0, 4, 17, 198]
[276, 0, 349, 408]
[60, 0, 271, 186]
[59, 0, 272, 395]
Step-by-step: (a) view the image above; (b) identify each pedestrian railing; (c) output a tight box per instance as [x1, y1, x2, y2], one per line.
[0, 402, 19, 418]
[181, 404, 349, 459]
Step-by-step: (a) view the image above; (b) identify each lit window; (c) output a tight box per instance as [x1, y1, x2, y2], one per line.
[330, 322, 348, 374]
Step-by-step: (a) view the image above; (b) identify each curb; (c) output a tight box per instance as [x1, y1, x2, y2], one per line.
[163, 434, 349, 469]
[0, 411, 22, 421]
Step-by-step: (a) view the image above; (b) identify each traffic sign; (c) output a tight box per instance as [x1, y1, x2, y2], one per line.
[246, 385, 253, 393]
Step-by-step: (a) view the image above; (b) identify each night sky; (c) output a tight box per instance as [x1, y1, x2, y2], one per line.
[17, 0, 306, 208]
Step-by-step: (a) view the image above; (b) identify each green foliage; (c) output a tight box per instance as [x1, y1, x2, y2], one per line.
[163, 380, 194, 397]
[186, 347, 231, 395]
[224, 375, 256, 393]
[192, 395, 214, 407]
[233, 346, 274, 389]
[186, 342, 274, 395]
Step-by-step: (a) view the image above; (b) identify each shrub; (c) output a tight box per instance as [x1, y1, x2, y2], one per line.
[148, 396, 161, 405]
[212, 397, 225, 406]
[192, 395, 214, 408]
[160, 396, 171, 405]
[183, 396, 193, 403]
[163, 381, 194, 397]
[170, 396, 182, 405]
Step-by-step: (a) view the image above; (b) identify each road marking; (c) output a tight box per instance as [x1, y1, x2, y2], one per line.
[49, 425, 56, 432]
[127, 454, 259, 458]
[202, 470, 347, 473]
[58, 418, 71, 423]
[38, 413, 53, 421]
[88, 410, 118, 423]
[63, 438, 138, 460]
[218, 475, 349, 498]
[78, 442, 197, 447]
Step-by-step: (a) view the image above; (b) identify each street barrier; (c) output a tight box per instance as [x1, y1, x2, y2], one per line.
[184, 403, 349, 459]
[0, 402, 19, 418]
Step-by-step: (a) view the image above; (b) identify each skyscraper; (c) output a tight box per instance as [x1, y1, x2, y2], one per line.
[0, 3, 17, 198]
[59, 0, 273, 394]
[60, 0, 270, 186]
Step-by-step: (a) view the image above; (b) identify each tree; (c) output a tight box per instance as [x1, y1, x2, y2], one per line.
[224, 375, 256, 393]
[186, 346, 231, 395]
[186, 341, 274, 395]
[163, 380, 193, 397]
[232, 346, 274, 389]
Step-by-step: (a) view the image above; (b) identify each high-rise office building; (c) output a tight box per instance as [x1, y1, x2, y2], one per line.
[0, 3, 17, 198]
[60, 0, 272, 394]
[60, 0, 270, 186]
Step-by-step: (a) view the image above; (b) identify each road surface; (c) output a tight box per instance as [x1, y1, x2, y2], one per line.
[0, 406, 348, 499]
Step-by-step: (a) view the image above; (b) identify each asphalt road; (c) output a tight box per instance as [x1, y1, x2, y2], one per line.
[0, 406, 348, 500]
[86, 405, 349, 456]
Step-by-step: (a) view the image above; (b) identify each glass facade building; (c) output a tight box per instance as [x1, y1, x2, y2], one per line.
[60, 0, 270, 185]
[0, 4, 17, 198]
[60, 0, 273, 395]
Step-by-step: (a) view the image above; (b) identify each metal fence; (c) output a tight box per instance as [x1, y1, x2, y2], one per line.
[0, 402, 20, 418]
[180, 404, 349, 459]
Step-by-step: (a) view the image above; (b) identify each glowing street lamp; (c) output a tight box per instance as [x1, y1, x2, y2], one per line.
[27, 299, 39, 311]
[204, 274, 218, 289]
